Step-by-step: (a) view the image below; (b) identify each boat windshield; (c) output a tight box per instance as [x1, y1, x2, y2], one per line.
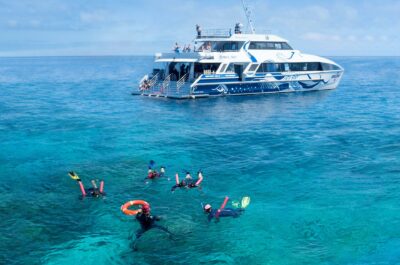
[211, 41, 245, 52]
[195, 41, 245, 52]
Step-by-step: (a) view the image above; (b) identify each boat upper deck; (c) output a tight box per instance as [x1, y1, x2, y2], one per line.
[195, 31, 289, 43]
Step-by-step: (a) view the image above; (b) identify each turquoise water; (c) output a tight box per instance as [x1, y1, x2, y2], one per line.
[1, 56, 400, 265]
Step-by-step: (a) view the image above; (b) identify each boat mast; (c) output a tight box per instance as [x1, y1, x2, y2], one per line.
[241, 0, 256, 34]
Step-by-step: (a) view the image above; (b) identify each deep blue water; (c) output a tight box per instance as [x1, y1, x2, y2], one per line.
[1, 56, 400, 265]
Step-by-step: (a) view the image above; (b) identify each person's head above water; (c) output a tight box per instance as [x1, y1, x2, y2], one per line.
[204, 204, 212, 213]
[141, 204, 150, 214]
[91, 189, 101, 197]
[185, 172, 192, 179]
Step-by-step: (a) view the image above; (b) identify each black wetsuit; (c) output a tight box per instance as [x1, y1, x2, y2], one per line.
[171, 182, 187, 191]
[171, 178, 199, 191]
[134, 212, 172, 240]
[207, 208, 244, 222]
[85, 188, 105, 198]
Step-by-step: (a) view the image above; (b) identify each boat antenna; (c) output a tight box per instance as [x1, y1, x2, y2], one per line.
[241, 0, 256, 34]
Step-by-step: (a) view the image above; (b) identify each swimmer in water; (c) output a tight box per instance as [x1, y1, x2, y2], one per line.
[145, 160, 166, 180]
[171, 171, 203, 192]
[131, 204, 173, 250]
[203, 196, 250, 222]
[68, 171, 105, 198]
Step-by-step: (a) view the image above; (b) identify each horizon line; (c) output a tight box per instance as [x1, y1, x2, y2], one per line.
[0, 54, 399, 58]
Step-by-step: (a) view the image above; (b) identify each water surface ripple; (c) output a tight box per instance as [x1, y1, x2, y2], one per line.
[1, 56, 400, 264]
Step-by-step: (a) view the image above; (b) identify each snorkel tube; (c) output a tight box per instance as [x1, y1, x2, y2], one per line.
[195, 172, 203, 186]
[215, 196, 229, 218]
[99, 180, 104, 193]
[78, 181, 86, 196]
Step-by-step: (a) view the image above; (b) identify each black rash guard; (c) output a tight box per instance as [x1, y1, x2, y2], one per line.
[207, 208, 244, 222]
[136, 212, 159, 230]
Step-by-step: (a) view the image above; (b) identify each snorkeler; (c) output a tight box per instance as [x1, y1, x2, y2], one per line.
[203, 196, 250, 222]
[145, 160, 166, 179]
[131, 204, 173, 250]
[146, 166, 166, 179]
[171, 171, 203, 192]
[68, 171, 105, 198]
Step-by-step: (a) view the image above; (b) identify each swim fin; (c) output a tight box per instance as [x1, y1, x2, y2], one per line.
[68, 171, 81, 181]
[241, 196, 251, 209]
[231, 200, 240, 208]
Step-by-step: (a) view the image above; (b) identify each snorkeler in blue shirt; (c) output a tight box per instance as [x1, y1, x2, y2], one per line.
[203, 196, 250, 222]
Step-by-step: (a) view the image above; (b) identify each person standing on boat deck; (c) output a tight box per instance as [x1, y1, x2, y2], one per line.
[196, 24, 202, 38]
[234, 23, 242, 34]
[173, 42, 180, 53]
[185, 64, 190, 80]
[180, 64, 186, 79]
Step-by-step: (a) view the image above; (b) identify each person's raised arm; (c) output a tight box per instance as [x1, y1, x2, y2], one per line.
[78, 181, 86, 196]
[91, 180, 98, 189]
[99, 180, 104, 193]
[195, 171, 203, 186]
[215, 196, 229, 218]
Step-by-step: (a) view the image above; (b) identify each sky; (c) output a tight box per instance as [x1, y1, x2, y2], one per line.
[0, 0, 399, 56]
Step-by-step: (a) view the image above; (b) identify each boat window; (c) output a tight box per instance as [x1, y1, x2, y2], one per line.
[306, 62, 323, 71]
[321, 63, 341, 71]
[247, 64, 259, 72]
[212, 41, 245, 52]
[168, 62, 192, 81]
[248, 42, 293, 50]
[281, 43, 292, 50]
[256, 62, 324, 73]
[219, 64, 228, 73]
[284, 63, 290, 71]
[289, 63, 307, 71]
[194, 63, 221, 77]
[225, 64, 235, 73]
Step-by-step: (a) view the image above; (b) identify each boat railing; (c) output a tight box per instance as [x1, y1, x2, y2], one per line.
[176, 74, 188, 92]
[161, 74, 171, 94]
[139, 73, 159, 92]
[197, 28, 231, 39]
[148, 73, 159, 87]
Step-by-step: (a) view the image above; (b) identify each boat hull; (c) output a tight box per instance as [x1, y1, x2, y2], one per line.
[135, 71, 343, 99]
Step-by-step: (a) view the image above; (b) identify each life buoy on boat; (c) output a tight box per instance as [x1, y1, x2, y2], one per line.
[121, 200, 149, 215]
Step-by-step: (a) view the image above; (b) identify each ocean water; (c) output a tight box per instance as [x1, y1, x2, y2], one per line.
[1, 56, 400, 265]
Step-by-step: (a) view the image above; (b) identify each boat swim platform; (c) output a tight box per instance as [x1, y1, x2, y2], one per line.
[131, 91, 200, 99]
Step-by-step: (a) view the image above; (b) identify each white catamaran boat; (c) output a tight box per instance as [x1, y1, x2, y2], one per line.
[135, 1, 344, 99]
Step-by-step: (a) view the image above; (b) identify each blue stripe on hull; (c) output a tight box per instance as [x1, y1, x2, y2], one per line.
[197, 78, 239, 84]
[192, 80, 330, 96]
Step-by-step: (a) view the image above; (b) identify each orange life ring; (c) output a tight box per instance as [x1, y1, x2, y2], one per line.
[121, 200, 149, 215]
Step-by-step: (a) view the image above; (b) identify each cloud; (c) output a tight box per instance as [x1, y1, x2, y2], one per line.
[80, 10, 108, 24]
[364, 35, 374, 42]
[6, 20, 18, 28]
[343, 7, 358, 20]
[347, 35, 357, 42]
[307, 6, 331, 20]
[302, 32, 341, 42]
